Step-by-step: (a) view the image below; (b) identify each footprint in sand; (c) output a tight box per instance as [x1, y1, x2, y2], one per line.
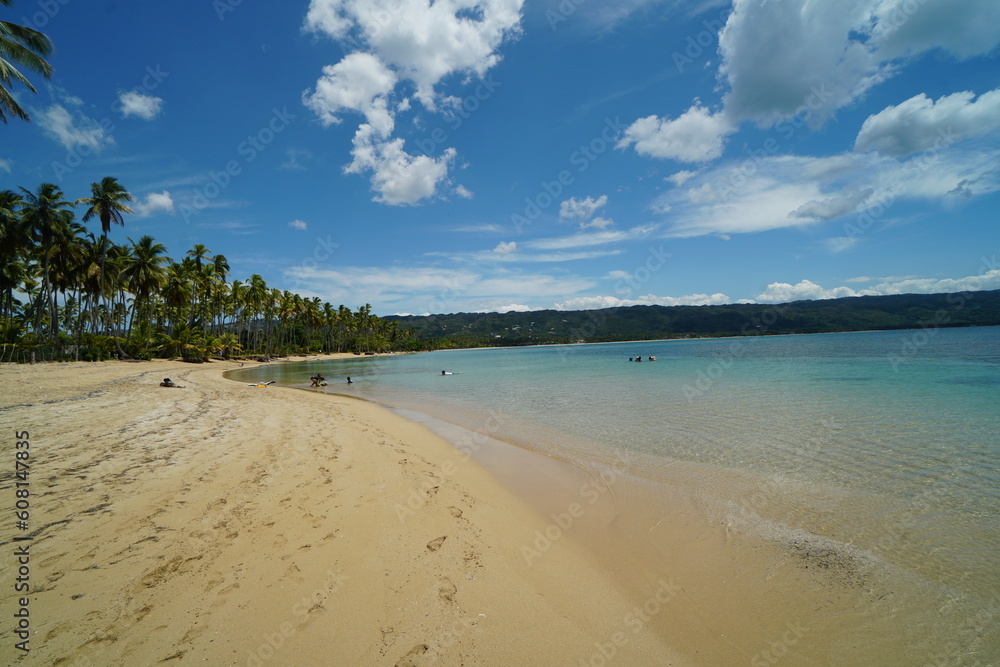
[45, 622, 73, 641]
[426, 536, 446, 552]
[181, 625, 205, 644]
[395, 644, 429, 667]
[127, 604, 153, 625]
[284, 563, 306, 584]
[448, 506, 463, 519]
[438, 578, 457, 602]
[210, 582, 240, 607]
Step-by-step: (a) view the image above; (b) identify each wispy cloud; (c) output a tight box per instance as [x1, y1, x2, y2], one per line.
[527, 224, 655, 250]
[36, 104, 114, 152]
[284, 263, 594, 313]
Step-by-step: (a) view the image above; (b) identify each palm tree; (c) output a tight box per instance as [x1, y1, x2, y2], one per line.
[77, 177, 133, 357]
[121, 235, 167, 343]
[19, 183, 74, 341]
[215, 331, 242, 359]
[0, 189, 28, 317]
[244, 274, 269, 354]
[0, 0, 54, 123]
[161, 262, 192, 335]
[156, 323, 205, 362]
[185, 244, 213, 326]
[186, 243, 212, 272]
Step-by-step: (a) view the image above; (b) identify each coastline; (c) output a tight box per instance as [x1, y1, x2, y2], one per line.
[0, 358, 685, 665]
[239, 340, 1000, 665]
[4, 353, 996, 665]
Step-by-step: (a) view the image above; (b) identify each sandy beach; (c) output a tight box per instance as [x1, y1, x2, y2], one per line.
[0, 358, 686, 666]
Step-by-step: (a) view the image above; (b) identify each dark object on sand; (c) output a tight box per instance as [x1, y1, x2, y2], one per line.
[159, 378, 182, 388]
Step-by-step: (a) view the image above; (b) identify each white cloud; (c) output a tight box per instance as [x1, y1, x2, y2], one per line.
[134, 191, 175, 218]
[303, 52, 397, 132]
[665, 174, 826, 238]
[304, 0, 523, 110]
[117, 91, 164, 120]
[527, 224, 655, 250]
[347, 131, 456, 205]
[719, 0, 885, 129]
[285, 263, 594, 313]
[554, 292, 732, 311]
[0, 158, 11, 173]
[559, 195, 615, 230]
[623, 0, 1000, 168]
[719, 0, 1000, 130]
[304, 2, 523, 205]
[870, 0, 1000, 60]
[791, 188, 875, 222]
[858, 269, 1000, 297]
[666, 170, 697, 186]
[755, 279, 859, 303]
[654, 147, 1000, 238]
[618, 104, 732, 163]
[753, 268, 1000, 303]
[488, 303, 534, 313]
[288, 219, 308, 230]
[430, 247, 622, 264]
[36, 105, 113, 152]
[845, 274, 920, 284]
[560, 195, 607, 221]
[855, 88, 1000, 157]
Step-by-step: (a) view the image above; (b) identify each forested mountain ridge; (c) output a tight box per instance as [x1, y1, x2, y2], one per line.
[387, 290, 1000, 348]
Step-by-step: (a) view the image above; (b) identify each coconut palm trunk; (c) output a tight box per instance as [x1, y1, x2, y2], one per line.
[77, 177, 134, 359]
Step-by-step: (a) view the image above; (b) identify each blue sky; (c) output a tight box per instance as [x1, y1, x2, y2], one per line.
[4, 0, 999, 316]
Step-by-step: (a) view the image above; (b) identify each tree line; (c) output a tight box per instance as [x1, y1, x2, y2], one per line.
[389, 290, 1000, 348]
[0, 178, 417, 362]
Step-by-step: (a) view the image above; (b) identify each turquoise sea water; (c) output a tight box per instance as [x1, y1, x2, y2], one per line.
[229, 326, 1000, 662]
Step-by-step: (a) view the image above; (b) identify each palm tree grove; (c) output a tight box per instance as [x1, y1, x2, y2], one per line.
[0, 179, 418, 362]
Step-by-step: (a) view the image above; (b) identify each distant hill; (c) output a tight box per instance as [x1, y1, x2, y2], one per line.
[386, 290, 1000, 348]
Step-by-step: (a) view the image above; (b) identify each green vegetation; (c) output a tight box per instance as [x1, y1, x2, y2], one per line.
[388, 290, 1000, 348]
[1, 0, 54, 123]
[0, 179, 417, 362]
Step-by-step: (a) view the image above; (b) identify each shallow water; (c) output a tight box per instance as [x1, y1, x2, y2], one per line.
[229, 326, 1000, 663]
